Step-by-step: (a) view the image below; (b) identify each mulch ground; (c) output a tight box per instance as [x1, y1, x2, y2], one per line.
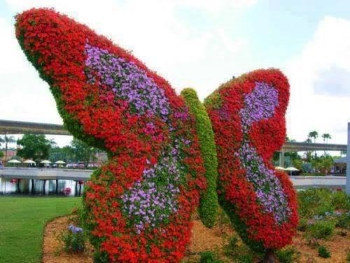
[42, 216, 350, 262]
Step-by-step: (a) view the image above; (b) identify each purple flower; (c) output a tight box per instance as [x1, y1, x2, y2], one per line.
[238, 82, 290, 224]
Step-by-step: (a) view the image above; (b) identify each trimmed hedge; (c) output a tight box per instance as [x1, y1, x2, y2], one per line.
[181, 88, 219, 228]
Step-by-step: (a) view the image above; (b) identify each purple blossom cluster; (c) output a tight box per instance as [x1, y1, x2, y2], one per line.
[84, 44, 170, 121]
[238, 143, 291, 223]
[121, 143, 183, 234]
[68, 224, 84, 234]
[238, 82, 290, 224]
[84, 44, 192, 234]
[240, 82, 278, 131]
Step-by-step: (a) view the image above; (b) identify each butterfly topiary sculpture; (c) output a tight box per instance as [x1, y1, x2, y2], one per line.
[15, 8, 298, 262]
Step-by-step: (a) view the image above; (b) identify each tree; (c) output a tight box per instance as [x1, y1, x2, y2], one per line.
[70, 138, 97, 168]
[17, 134, 53, 162]
[305, 138, 312, 143]
[308, 131, 318, 143]
[322, 133, 331, 143]
[0, 135, 16, 164]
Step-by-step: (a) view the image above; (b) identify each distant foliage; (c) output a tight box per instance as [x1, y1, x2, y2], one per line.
[181, 88, 219, 228]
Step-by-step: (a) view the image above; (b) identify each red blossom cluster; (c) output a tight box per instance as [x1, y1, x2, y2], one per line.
[205, 69, 298, 251]
[16, 8, 206, 262]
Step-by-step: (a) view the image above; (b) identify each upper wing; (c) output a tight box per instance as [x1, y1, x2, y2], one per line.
[15, 8, 182, 156]
[15, 8, 206, 262]
[204, 69, 298, 252]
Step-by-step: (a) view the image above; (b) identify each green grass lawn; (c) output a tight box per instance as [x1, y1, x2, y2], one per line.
[0, 196, 82, 263]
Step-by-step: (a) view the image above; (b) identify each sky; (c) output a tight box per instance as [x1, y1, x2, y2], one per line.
[0, 0, 350, 147]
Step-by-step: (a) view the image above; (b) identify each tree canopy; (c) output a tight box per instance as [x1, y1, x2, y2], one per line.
[17, 134, 52, 161]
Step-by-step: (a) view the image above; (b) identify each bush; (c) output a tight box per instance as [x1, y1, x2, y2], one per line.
[236, 254, 254, 263]
[297, 218, 308, 232]
[276, 247, 300, 263]
[298, 188, 333, 218]
[61, 224, 86, 253]
[224, 234, 255, 260]
[307, 220, 335, 239]
[318, 245, 331, 258]
[331, 190, 350, 210]
[199, 251, 223, 263]
[335, 212, 350, 230]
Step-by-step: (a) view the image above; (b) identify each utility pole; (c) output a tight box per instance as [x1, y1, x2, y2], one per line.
[346, 123, 350, 194]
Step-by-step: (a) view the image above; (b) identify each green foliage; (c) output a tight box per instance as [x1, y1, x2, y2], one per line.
[203, 91, 222, 110]
[276, 247, 300, 263]
[181, 88, 219, 228]
[17, 133, 53, 161]
[298, 188, 350, 232]
[223, 234, 256, 262]
[70, 138, 98, 168]
[318, 245, 331, 258]
[236, 254, 254, 263]
[298, 188, 334, 218]
[331, 190, 350, 210]
[199, 251, 223, 263]
[307, 220, 335, 239]
[335, 213, 350, 229]
[0, 197, 81, 263]
[297, 218, 308, 232]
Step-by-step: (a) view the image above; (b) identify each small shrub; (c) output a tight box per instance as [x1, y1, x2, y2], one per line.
[276, 247, 300, 263]
[298, 189, 333, 218]
[199, 251, 223, 263]
[297, 218, 308, 232]
[236, 254, 254, 263]
[335, 212, 350, 230]
[61, 224, 86, 253]
[318, 245, 331, 258]
[223, 234, 255, 260]
[330, 190, 350, 210]
[307, 220, 335, 239]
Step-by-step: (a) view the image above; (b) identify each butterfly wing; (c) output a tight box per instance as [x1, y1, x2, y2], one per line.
[16, 8, 206, 262]
[204, 69, 298, 252]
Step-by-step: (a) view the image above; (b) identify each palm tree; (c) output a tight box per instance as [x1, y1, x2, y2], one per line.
[322, 133, 331, 143]
[308, 131, 318, 143]
[305, 138, 312, 143]
[0, 135, 16, 165]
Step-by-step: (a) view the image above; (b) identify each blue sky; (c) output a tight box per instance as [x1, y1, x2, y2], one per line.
[0, 0, 350, 147]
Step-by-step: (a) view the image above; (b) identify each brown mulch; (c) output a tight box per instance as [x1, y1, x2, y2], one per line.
[43, 216, 350, 263]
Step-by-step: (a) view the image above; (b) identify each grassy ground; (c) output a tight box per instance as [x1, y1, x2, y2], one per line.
[0, 196, 82, 263]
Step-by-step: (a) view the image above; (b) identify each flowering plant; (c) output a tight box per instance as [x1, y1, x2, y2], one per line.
[61, 224, 86, 253]
[15, 7, 298, 262]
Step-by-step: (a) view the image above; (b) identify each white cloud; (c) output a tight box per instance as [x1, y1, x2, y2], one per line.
[285, 16, 350, 145]
[1, 0, 258, 146]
